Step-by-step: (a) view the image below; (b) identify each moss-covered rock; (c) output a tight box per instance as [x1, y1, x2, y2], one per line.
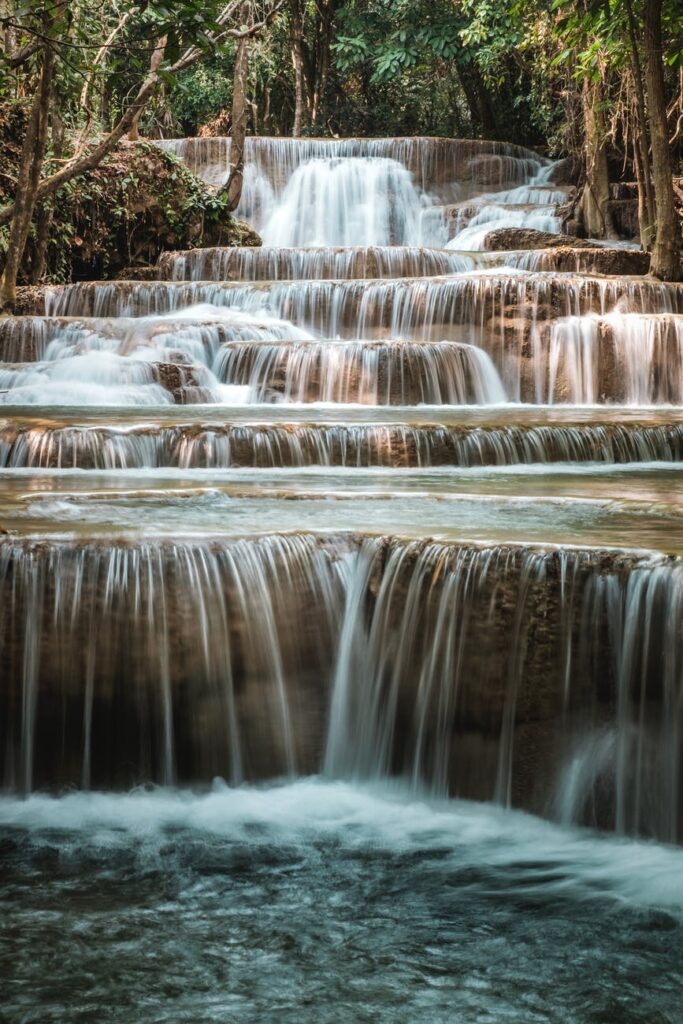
[53, 141, 260, 281]
[0, 103, 260, 285]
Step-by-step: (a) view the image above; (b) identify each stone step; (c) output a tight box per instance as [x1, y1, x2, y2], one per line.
[2, 409, 682, 468]
[157, 245, 476, 282]
[30, 274, 681, 325]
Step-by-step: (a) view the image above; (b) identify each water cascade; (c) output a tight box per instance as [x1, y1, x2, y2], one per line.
[31, 276, 683, 406]
[2, 535, 681, 843]
[212, 340, 505, 405]
[2, 134, 683, 852]
[3, 414, 683, 468]
[157, 244, 477, 282]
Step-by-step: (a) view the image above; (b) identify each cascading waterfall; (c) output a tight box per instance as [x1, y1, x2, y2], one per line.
[32, 275, 683, 407]
[542, 312, 683, 405]
[212, 340, 505, 405]
[0, 350, 251, 406]
[43, 274, 682, 326]
[157, 245, 476, 282]
[0, 534, 350, 792]
[445, 205, 561, 250]
[156, 136, 558, 247]
[2, 132, 683, 859]
[5, 122, 683, 1024]
[1, 533, 681, 842]
[155, 135, 550, 196]
[3, 418, 683, 468]
[0, 310, 313, 364]
[258, 157, 431, 247]
[324, 539, 683, 841]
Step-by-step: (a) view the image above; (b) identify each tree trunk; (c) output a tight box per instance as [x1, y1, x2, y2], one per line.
[0, 37, 55, 310]
[456, 66, 497, 134]
[224, 3, 251, 211]
[631, 134, 649, 247]
[579, 77, 618, 240]
[30, 104, 64, 284]
[290, 0, 306, 136]
[625, 0, 656, 248]
[471, 67, 497, 135]
[644, 0, 682, 280]
[311, 0, 340, 125]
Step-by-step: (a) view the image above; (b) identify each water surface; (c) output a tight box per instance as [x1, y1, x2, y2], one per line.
[2, 781, 682, 1024]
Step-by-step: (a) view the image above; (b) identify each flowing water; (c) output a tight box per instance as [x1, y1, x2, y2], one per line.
[2, 134, 683, 1023]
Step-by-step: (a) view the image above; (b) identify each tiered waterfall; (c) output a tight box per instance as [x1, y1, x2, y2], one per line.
[1, 135, 682, 848]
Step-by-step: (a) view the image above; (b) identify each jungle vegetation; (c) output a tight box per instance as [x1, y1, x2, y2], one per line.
[0, 0, 681, 306]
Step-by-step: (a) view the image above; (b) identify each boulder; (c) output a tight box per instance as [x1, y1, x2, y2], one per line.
[546, 156, 580, 185]
[482, 228, 599, 251]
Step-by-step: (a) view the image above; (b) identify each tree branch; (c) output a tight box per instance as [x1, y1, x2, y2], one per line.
[0, 0, 285, 227]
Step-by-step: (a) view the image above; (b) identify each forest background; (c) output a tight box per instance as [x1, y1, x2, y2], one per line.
[0, 0, 681, 306]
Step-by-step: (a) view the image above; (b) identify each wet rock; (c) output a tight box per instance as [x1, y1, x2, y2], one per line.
[606, 198, 639, 240]
[482, 228, 599, 251]
[152, 362, 208, 403]
[115, 266, 160, 281]
[10, 286, 49, 317]
[546, 156, 580, 185]
[522, 247, 651, 276]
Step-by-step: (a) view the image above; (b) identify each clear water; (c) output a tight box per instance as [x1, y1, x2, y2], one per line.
[2, 464, 683, 554]
[3, 136, 683, 1023]
[2, 781, 682, 1024]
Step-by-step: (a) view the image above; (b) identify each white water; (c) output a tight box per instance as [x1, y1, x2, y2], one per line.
[3, 131, 683, 1023]
[544, 312, 683, 405]
[2, 779, 682, 912]
[444, 164, 567, 250]
[260, 157, 431, 247]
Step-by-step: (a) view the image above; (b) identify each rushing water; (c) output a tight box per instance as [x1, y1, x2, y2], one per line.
[2, 133, 683, 1022]
[3, 415, 683, 468]
[2, 780, 683, 1024]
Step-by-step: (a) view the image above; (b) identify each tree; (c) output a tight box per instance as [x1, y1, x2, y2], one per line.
[643, 0, 681, 279]
[0, 1, 66, 309]
[551, 0, 681, 272]
[579, 76, 618, 239]
[224, 1, 252, 208]
[0, 0, 284, 310]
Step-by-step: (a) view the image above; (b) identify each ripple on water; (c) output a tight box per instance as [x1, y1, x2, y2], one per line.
[1, 781, 682, 1023]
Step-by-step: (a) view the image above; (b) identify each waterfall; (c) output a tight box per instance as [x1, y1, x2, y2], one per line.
[155, 136, 549, 197]
[2, 533, 681, 841]
[544, 313, 683, 405]
[212, 340, 506, 405]
[3, 419, 682, 469]
[0, 534, 350, 791]
[156, 136, 557, 247]
[157, 245, 476, 282]
[258, 158, 430, 247]
[2, 131, 683, 852]
[43, 274, 682, 326]
[323, 539, 683, 840]
[33, 276, 683, 408]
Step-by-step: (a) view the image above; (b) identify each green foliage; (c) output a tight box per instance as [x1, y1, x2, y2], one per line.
[165, 59, 235, 134]
[0, 115, 257, 283]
